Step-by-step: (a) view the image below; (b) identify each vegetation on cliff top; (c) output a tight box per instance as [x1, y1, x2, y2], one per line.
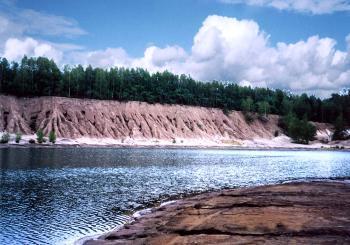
[0, 56, 349, 129]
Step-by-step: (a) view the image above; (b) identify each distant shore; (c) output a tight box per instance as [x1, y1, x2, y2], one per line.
[83, 180, 350, 244]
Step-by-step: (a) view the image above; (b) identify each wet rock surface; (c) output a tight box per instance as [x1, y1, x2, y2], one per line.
[85, 181, 350, 244]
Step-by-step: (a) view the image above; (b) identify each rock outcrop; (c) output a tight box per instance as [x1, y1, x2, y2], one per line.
[0, 95, 281, 140]
[86, 181, 350, 244]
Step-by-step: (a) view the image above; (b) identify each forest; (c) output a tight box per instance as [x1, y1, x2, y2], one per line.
[0, 56, 349, 133]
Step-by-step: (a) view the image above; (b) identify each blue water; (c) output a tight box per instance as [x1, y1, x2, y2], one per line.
[1, 148, 350, 244]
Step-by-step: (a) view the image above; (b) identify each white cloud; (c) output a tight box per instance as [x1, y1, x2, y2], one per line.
[0, 1, 85, 63]
[62, 15, 349, 97]
[0, 0, 86, 49]
[3, 37, 63, 62]
[1, 15, 349, 97]
[18, 9, 87, 37]
[70, 48, 131, 68]
[0, 1, 86, 38]
[221, 0, 350, 14]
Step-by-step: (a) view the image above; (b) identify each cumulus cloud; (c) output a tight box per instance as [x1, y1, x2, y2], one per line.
[3, 37, 64, 62]
[60, 15, 349, 97]
[221, 0, 350, 14]
[1, 14, 349, 97]
[69, 48, 132, 68]
[0, 0, 86, 53]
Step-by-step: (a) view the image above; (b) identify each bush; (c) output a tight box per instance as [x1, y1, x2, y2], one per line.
[332, 114, 349, 141]
[15, 132, 22, 143]
[222, 107, 230, 116]
[172, 139, 176, 144]
[49, 131, 56, 144]
[29, 139, 35, 144]
[280, 113, 316, 144]
[274, 130, 279, 137]
[0, 132, 10, 144]
[36, 129, 44, 144]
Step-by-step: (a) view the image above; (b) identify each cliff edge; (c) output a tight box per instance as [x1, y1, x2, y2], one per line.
[0, 95, 281, 141]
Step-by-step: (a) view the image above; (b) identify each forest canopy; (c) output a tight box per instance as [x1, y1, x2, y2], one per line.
[0, 56, 349, 126]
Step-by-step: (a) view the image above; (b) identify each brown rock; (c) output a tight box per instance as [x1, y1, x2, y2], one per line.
[86, 181, 350, 244]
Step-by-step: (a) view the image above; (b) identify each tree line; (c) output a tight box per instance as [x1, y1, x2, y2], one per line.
[0, 56, 349, 130]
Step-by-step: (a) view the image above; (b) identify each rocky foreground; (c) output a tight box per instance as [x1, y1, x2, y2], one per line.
[86, 181, 350, 244]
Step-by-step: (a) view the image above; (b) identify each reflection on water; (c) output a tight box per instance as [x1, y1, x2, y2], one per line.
[1, 148, 350, 244]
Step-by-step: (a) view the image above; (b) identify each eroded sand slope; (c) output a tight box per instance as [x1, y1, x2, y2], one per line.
[0, 95, 282, 141]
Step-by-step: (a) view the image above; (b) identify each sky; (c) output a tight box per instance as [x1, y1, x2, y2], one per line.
[0, 0, 350, 97]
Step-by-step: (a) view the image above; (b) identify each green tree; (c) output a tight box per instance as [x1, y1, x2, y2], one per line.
[36, 129, 44, 144]
[242, 97, 254, 113]
[0, 55, 350, 130]
[332, 114, 346, 140]
[15, 132, 22, 143]
[283, 114, 316, 144]
[0, 132, 10, 144]
[257, 101, 270, 117]
[300, 116, 316, 144]
[49, 131, 56, 144]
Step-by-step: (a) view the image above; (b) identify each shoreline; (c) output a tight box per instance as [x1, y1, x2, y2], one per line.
[0, 134, 349, 151]
[83, 179, 350, 245]
[78, 177, 350, 244]
[2, 142, 350, 151]
[1, 142, 349, 151]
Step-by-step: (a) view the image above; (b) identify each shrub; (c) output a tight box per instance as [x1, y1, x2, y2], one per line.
[29, 139, 35, 144]
[172, 139, 176, 144]
[222, 107, 230, 116]
[49, 131, 56, 144]
[274, 130, 279, 137]
[36, 129, 44, 144]
[332, 114, 349, 141]
[0, 132, 10, 144]
[280, 113, 316, 144]
[15, 132, 22, 143]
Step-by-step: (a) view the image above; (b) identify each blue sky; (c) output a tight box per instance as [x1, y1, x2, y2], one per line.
[14, 0, 350, 54]
[1, 0, 350, 97]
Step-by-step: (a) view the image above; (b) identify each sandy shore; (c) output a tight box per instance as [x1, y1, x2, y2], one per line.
[1, 133, 350, 150]
[84, 180, 350, 245]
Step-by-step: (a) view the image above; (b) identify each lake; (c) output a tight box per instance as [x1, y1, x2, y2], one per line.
[1, 147, 350, 244]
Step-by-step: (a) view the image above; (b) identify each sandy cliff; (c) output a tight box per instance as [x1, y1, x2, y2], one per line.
[0, 95, 282, 141]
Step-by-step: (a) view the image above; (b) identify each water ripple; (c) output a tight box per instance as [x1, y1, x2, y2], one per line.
[1, 148, 350, 244]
